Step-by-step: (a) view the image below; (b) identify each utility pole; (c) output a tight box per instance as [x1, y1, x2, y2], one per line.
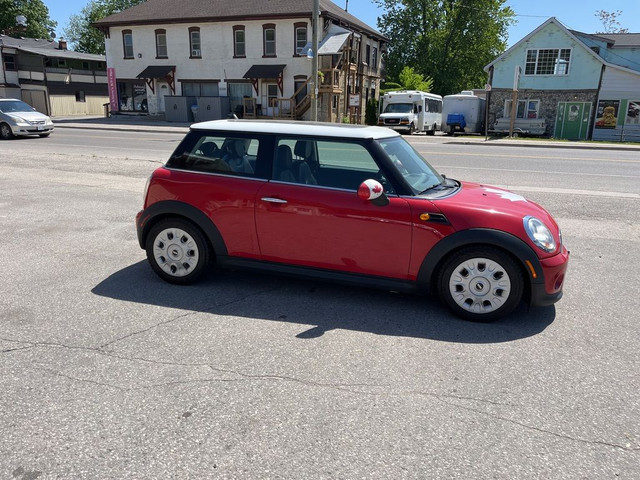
[509, 65, 521, 137]
[311, 0, 319, 121]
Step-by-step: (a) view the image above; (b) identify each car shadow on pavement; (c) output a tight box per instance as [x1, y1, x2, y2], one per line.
[92, 261, 556, 344]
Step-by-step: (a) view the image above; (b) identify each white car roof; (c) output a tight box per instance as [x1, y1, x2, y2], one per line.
[191, 119, 401, 140]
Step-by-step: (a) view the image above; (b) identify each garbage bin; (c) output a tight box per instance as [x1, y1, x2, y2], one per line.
[191, 104, 199, 122]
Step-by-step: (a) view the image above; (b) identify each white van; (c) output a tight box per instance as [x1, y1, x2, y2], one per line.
[378, 91, 442, 135]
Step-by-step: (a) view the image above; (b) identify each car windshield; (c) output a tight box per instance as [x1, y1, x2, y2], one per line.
[0, 100, 33, 113]
[383, 103, 413, 114]
[377, 137, 444, 194]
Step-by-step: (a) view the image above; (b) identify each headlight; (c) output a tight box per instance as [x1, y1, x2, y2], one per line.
[523, 216, 557, 253]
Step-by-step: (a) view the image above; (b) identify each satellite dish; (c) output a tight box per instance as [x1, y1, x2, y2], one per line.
[15, 15, 27, 27]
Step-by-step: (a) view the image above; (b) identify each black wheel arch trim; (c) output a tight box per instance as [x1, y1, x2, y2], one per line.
[417, 228, 544, 289]
[137, 200, 228, 256]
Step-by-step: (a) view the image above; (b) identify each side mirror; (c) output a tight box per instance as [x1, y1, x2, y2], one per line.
[357, 179, 389, 206]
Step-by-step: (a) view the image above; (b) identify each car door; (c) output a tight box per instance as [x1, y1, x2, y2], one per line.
[254, 137, 413, 279]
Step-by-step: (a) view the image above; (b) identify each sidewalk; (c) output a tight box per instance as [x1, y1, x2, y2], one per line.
[52, 114, 640, 151]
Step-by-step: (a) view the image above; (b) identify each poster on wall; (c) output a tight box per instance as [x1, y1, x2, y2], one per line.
[626, 101, 640, 125]
[595, 100, 619, 129]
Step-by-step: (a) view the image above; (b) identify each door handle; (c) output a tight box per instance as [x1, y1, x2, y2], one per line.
[261, 197, 288, 204]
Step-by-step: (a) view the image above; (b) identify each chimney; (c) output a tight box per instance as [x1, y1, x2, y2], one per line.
[58, 38, 67, 50]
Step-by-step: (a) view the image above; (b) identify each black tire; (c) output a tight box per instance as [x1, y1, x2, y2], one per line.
[426, 125, 436, 136]
[437, 246, 524, 322]
[0, 122, 14, 140]
[408, 123, 415, 135]
[145, 218, 211, 285]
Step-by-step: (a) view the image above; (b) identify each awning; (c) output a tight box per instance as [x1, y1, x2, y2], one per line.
[135, 65, 175, 94]
[301, 24, 360, 56]
[243, 64, 286, 95]
[243, 64, 286, 79]
[136, 65, 176, 79]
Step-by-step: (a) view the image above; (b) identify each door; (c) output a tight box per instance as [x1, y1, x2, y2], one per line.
[157, 81, 169, 112]
[555, 102, 591, 140]
[22, 90, 48, 115]
[255, 138, 413, 279]
[416, 100, 426, 132]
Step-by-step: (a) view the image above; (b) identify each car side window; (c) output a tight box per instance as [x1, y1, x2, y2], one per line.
[167, 134, 259, 177]
[273, 138, 393, 193]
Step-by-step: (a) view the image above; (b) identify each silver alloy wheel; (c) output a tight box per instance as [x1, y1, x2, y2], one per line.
[0, 123, 13, 139]
[448, 257, 512, 315]
[152, 227, 200, 278]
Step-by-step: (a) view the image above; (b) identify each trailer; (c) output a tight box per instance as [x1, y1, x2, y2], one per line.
[491, 117, 547, 137]
[441, 91, 486, 134]
[378, 91, 442, 135]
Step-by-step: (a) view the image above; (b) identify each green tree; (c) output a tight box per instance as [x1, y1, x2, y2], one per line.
[0, 0, 57, 39]
[374, 0, 515, 96]
[381, 66, 433, 92]
[595, 10, 629, 34]
[64, 0, 146, 54]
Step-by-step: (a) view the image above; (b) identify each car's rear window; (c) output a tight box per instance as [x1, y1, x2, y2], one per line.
[167, 132, 260, 177]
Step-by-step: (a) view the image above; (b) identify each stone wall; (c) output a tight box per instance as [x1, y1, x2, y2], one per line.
[487, 88, 599, 137]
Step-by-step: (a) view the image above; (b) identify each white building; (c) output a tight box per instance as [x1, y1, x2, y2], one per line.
[94, 0, 387, 123]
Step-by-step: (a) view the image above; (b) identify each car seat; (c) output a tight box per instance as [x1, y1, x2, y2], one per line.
[274, 145, 296, 182]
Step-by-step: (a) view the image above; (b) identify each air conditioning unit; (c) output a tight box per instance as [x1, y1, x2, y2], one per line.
[192, 49, 201, 56]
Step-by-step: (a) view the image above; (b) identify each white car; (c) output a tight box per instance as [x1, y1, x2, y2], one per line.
[0, 98, 54, 139]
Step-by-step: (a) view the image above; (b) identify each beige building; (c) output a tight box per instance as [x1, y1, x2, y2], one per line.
[0, 35, 108, 116]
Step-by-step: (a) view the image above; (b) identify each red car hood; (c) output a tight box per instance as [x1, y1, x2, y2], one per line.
[430, 181, 561, 257]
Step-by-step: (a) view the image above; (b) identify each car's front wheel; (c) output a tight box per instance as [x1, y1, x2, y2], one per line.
[0, 122, 14, 140]
[438, 247, 524, 322]
[145, 218, 211, 285]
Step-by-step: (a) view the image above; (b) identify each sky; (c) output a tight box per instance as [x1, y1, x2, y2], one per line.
[43, 0, 639, 48]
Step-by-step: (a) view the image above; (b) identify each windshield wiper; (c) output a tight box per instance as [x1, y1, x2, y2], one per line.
[419, 178, 457, 195]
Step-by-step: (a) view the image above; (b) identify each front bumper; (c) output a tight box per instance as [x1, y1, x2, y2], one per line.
[530, 246, 570, 307]
[11, 124, 54, 136]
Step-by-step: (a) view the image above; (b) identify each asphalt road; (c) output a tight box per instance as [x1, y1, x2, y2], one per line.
[1, 127, 638, 479]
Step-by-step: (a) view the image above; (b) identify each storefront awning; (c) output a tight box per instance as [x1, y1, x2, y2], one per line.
[136, 65, 176, 79]
[135, 65, 175, 95]
[243, 64, 286, 79]
[243, 64, 286, 95]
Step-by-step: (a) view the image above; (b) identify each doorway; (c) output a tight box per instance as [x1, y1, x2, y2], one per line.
[555, 102, 591, 140]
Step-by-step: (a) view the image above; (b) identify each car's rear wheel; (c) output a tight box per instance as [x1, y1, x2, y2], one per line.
[146, 218, 211, 285]
[438, 247, 523, 322]
[0, 122, 14, 140]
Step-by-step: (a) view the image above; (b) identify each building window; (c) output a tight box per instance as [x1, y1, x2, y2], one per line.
[82, 61, 90, 70]
[504, 99, 540, 119]
[155, 29, 168, 58]
[227, 82, 253, 112]
[122, 30, 134, 59]
[365, 44, 371, 64]
[189, 27, 201, 57]
[294, 23, 307, 55]
[75, 91, 86, 102]
[2, 54, 16, 70]
[525, 48, 571, 75]
[372, 47, 378, 69]
[233, 26, 245, 57]
[182, 81, 219, 96]
[263, 24, 276, 57]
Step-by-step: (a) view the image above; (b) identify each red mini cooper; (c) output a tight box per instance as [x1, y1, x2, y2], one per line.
[136, 120, 569, 321]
